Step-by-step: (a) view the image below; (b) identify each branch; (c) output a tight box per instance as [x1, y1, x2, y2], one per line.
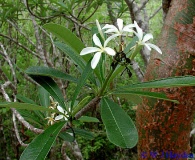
[30, 15, 48, 66]
[138, 0, 149, 11]
[82, 5, 99, 23]
[74, 97, 100, 119]
[106, 0, 117, 25]
[62, 141, 83, 160]
[0, 83, 44, 134]
[0, 43, 17, 88]
[12, 113, 28, 147]
[61, 142, 71, 160]
[0, 33, 40, 58]
[7, 20, 36, 46]
[12, 108, 44, 134]
[149, 6, 162, 20]
[132, 60, 144, 81]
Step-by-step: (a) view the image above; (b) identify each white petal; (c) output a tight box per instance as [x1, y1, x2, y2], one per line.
[80, 47, 100, 55]
[122, 27, 135, 33]
[96, 19, 102, 33]
[117, 18, 123, 32]
[57, 105, 65, 114]
[104, 28, 119, 34]
[146, 43, 162, 54]
[96, 19, 105, 40]
[91, 52, 101, 69]
[102, 24, 118, 33]
[64, 117, 68, 121]
[144, 43, 152, 51]
[93, 34, 102, 48]
[104, 47, 116, 56]
[134, 21, 143, 41]
[143, 33, 153, 42]
[104, 34, 120, 47]
[124, 24, 136, 28]
[55, 115, 64, 120]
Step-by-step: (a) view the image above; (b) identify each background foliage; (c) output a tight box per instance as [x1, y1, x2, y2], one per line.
[1, 0, 194, 160]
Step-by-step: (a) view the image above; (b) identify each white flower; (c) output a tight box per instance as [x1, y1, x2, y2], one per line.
[55, 105, 69, 121]
[45, 113, 56, 125]
[102, 18, 135, 37]
[80, 34, 116, 69]
[133, 21, 162, 54]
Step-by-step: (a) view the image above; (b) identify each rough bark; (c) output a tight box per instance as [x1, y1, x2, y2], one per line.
[137, 0, 195, 159]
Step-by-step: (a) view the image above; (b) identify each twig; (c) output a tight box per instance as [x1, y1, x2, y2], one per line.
[61, 142, 71, 160]
[0, 33, 40, 58]
[7, 20, 36, 46]
[149, 6, 162, 20]
[12, 113, 28, 147]
[0, 83, 44, 134]
[138, 0, 149, 11]
[74, 97, 100, 119]
[132, 60, 144, 81]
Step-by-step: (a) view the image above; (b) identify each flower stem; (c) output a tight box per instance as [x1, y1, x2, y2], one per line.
[98, 68, 115, 96]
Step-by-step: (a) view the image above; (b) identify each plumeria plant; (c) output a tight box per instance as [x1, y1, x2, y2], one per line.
[1, 19, 195, 160]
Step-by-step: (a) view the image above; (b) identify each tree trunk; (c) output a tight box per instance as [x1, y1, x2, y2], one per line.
[137, 0, 195, 159]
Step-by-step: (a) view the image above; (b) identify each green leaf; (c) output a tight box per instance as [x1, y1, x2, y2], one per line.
[0, 102, 55, 112]
[73, 128, 94, 140]
[112, 90, 179, 103]
[26, 66, 77, 83]
[113, 93, 142, 104]
[43, 23, 85, 56]
[54, 42, 97, 84]
[38, 86, 50, 108]
[78, 116, 99, 123]
[120, 76, 195, 89]
[101, 98, 138, 148]
[54, 42, 86, 71]
[59, 131, 74, 142]
[72, 96, 91, 116]
[16, 94, 36, 104]
[17, 109, 44, 127]
[20, 121, 65, 160]
[29, 75, 65, 109]
[16, 94, 45, 120]
[71, 61, 93, 107]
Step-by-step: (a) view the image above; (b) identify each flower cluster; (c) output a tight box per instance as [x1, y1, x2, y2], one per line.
[45, 96, 70, 125]
[80, 19, 162, 69]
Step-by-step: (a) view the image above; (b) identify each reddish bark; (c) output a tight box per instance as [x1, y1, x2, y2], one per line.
[137, 0, 195, 159]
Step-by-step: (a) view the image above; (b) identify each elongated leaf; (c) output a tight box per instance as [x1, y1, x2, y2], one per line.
[16, 94, 36, 104]
[78, 116, 99, 123]
[120, 76, 195, 89]
[17, 109, 44, 127]
[73, 128, 94, 140]
[71, 61, 93, 107]
[0, 102, 55, 112]
[20, 121, 65, 160]
[55, 42, 97, 85]
[16, 94, 45, 120]
[72, 96, 91, 116]
[101, 98, 138, 148]
[59, 132, 74, 142]
[29, 75, 65, 109]
[43, 23, 84, 56]
[26, 66, 77, 83]
[55, 42, 86, 71]
[38, 86, 50, 108]
[112, 90, 179, 103]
